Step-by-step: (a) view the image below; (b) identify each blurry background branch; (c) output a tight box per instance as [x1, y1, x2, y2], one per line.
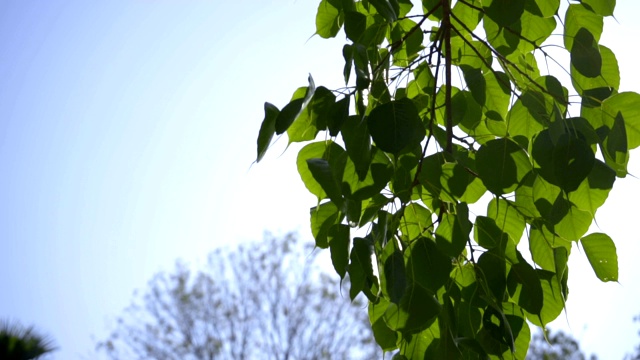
[96, 232, 379, 359]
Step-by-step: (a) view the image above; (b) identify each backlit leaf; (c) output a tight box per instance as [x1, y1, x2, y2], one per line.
[368, 98, 426, 154]
[256, 102, 280, 162]
[476, 138, 532, 195]
[316, 0, 344, 38]
[328, 224, 350, 278]
[581, 232, 618, 282]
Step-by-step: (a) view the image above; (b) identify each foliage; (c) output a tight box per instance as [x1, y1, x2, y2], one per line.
[256, 0, 637, 358]
[97, 233, 380, 360]
[527, 328, 596, 360]
[0, 320, 56, 360]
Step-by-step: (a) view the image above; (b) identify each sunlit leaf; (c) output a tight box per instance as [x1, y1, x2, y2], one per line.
[316, 0, 344, 38]
[581, 232, 618, 282]
[311, 201, 343, 248]
[582, 0, 616, 16]
[297, 141, 346, 200]
[564, 3, 603, 51]
[276, 76, 316, 134]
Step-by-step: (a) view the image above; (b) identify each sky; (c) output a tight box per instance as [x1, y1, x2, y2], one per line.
[0, 1, 639, 359]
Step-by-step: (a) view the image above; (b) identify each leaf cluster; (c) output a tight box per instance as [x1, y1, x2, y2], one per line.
[256, 0, 634, 358]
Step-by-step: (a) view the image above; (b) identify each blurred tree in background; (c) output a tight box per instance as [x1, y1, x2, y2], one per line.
[527, 328, 596, 360]
[625, 314, 640, 360]
[97, 232, 379, 359]
[0, 320, 55, 360]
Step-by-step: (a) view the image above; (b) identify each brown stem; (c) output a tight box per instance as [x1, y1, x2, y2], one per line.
[442, 0, 453, 154]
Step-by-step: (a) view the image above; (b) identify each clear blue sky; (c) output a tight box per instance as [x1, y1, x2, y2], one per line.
[1, 1, 639, 359]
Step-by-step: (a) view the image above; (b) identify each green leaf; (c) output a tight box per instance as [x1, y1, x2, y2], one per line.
[477, 251, 507, 302]
[307, 158, 344, 207]
[389, 19, 424, 66]
[256, 102, 280, 162]
[435, 203, 472, 258]
[452, 0, 482, 33]
[552, 133, 596, 192]
[383, 284, 440, 333]
[406, 237, 452, 293]
[342, 115, 372, 181]
[439, 162, 479, 203]
[417, 152, 448, 203]
[465, 69, 511, 120]
[367, 98, 426, 154]
[507, 253, 543, 315]
[360, 194, 391, 226]
[349, 236, 378, 301]
[370, 298, 399, 351]
[571, 27, 602, 78]
[275, 76, 316, 134]
[476, 138, 532, 195]
[532, 127, 596, 193]
[401, 203, 433, 240]
[382, 240, 407, 303]
[581, 0, 616, 16]
[530, 0, 560, 17]
[568, 159, 615, 216]
[602, 111, 629, 176]
[311, 201, 342, 248]
[529, 226, 556, 271]
[499, 303, 530, 360]
[508, 76, 568, 139]
[483, 0, 525, 27]
[602, 92, 640, 150]
[316, 0, 344, 39]
[474, 216, 507, 250]
[368, 0, 398, 23]
[564, 3, 603, 51]
[517, 10, 556, 53]
[571, 45, 619, 95]
[328, 224, 350, 278]
[580, 232, 618, 282]
[487, 198, 525, 244]
[343, 147, 393, 201]
[421, 0, 443, 20]
[531, 177, 592, 241]
[344, 11, 367, 43]
[288, 86, 336, 143]
[297, 141, 346, 200]
[525, 270, 565, 327]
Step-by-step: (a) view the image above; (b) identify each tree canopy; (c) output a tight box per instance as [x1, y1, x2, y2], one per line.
[97, 233, 380, 359]
[256, 0, 638, 358]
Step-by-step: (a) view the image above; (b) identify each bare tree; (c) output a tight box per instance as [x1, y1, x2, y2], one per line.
[97, 232, 379, 359]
